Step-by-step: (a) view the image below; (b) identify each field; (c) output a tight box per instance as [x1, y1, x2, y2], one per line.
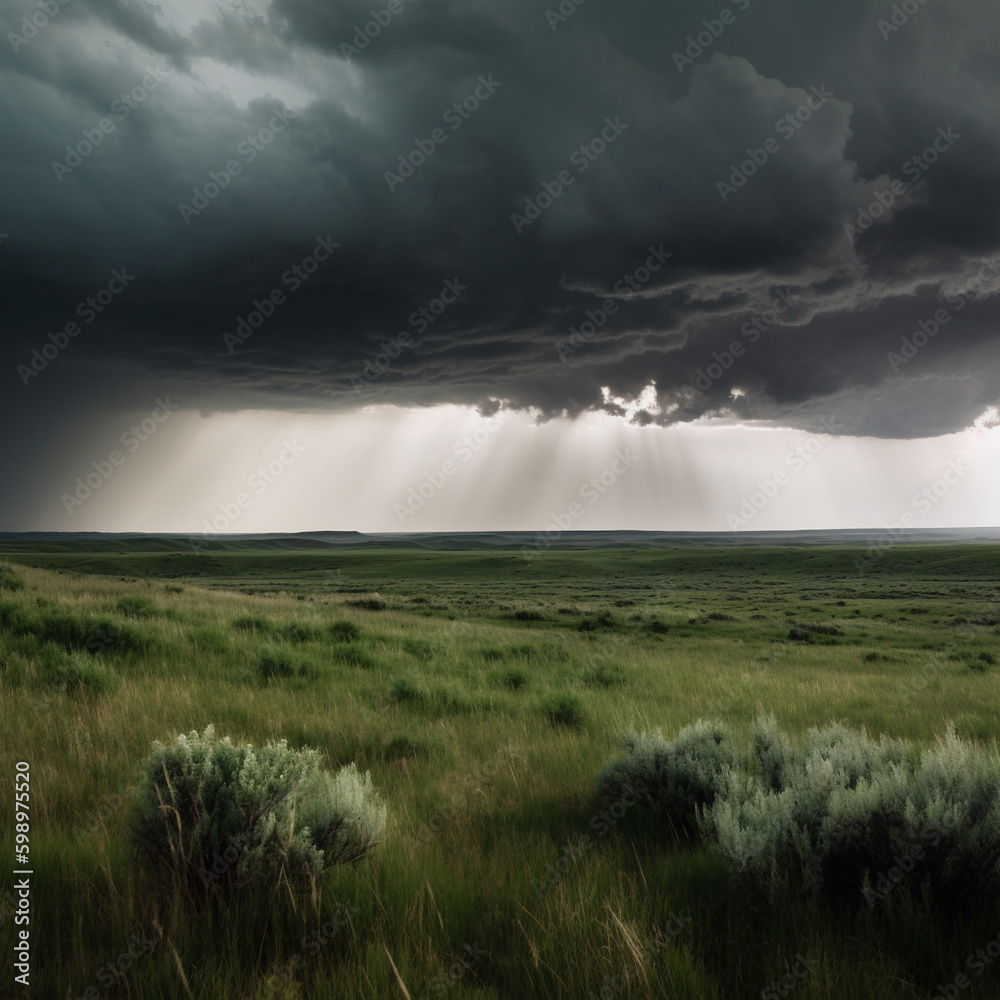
[3, 537, 1000, 1000]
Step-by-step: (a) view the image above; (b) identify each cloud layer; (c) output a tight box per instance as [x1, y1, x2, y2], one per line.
[3, 0, 1000, 444]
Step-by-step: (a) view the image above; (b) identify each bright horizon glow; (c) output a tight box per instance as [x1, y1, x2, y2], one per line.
[16, 402, 999, 535]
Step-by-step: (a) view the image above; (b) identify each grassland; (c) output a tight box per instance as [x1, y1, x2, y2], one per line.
[2, 539, 1000, 999]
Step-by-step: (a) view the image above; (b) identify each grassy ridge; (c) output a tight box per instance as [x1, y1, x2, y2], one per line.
[2, 545, 1000, 999]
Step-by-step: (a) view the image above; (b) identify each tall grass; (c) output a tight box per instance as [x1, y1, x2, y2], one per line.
[2, 553, 1000, 999]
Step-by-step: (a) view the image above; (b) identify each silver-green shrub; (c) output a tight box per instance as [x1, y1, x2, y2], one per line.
[130, 726, 386, 894]
[598, 720, 737, 834]
[705, 720, 1000, 907]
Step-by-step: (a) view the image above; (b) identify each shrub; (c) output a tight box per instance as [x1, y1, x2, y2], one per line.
[116, 596, 154, 619]
[328, 621, 360, 643]
[41, 651, 118, 696]
[192, 627, 230, 654]
[542, 693, 584, 729]
[254, 646, 305, 680]
[492, 668, 528, 691]
[234, 614, 273, 633]
[347, 597, 387, 611]
[750, 715, 795, 793]
[429, 683, 473, 714]
[129, 726, 385, 895]
[578, 611, 615, 632]
[788, 623, 840, 642]
[402, 638, 434, 660]
[275, 622, 319, 643]
[703, 721, 1000, 908]
[335, 645, 376, 669]
[599, 721, 737, 834]
[509, 610, 545, 622]
[861, 651, 893, 663]
[0, 568, 24, 592]
[581, 663, 626, 688]
[389, 676, 422, 703]
[0, 601, 149, 656]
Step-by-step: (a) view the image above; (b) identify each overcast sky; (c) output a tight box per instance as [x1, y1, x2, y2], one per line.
[1, 0, 998, 531]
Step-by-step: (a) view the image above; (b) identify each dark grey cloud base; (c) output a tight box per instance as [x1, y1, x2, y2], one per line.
[2, 0, 1000, 456]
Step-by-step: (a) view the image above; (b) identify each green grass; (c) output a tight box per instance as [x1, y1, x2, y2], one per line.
[1, 543, 1000, 998]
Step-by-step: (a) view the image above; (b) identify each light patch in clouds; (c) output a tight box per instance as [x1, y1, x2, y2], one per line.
[973, 405, 1000, 431]
[20, 405, 1000, 534]
[190, 58, 316, 110]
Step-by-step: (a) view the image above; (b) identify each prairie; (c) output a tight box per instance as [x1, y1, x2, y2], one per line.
[2, 539, 999, 999]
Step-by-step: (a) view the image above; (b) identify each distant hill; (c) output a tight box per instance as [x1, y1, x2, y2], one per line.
[0, 527, 998, 553]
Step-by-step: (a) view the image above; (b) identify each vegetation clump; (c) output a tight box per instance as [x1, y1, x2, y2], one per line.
[0, 566, 25, 591]
[542, 693, 584, 728]
[254, 645, 312, 680]
[130, 726, 385, 895]
[492, 667, 529, 690]
[603, 716, 1000, 908]
[347, 597, 387, 611]
[581, 662, 626, 688]
[233, 614, 273, 633]
[116, 596, 154, 618]
[329, 621, 361, 643]
[41, 649, 118, 695]
[0, 600, 149, 655]
[599, 720, 737, 834]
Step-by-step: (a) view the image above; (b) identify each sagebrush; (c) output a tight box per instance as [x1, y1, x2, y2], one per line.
[130, 725, 386, 895]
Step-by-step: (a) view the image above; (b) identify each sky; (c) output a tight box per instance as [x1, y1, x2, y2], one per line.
[1, 0, 999, 532]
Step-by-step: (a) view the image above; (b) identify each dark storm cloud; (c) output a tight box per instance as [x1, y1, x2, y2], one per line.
[2, 0, 1000, 452]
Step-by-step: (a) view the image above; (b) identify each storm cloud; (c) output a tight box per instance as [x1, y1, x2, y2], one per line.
[3, 0, 1000, 451]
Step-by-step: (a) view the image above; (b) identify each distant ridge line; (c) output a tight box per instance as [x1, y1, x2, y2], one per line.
[0, 527, 999, 551]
